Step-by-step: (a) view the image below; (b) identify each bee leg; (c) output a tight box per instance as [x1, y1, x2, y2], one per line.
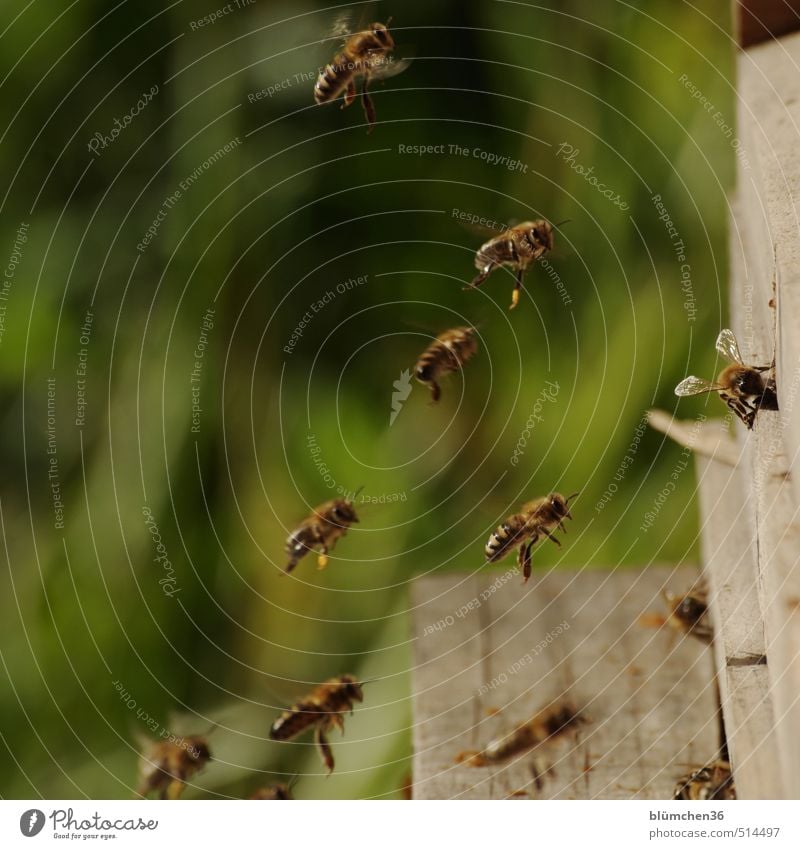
[165, 779, 185, 800]
[342, 79, 357, 109]
[316, 726, 335, 774]
[317, 547, 329, 570]
[429, 381, 441, 403]
[510, 268, 524, 310]
[465, 266, 493, 291]
[360, 75, 376, 134]
[542, 528, 562, 547]
[330, 713, 345, 733]
[518, 542, 534, 583]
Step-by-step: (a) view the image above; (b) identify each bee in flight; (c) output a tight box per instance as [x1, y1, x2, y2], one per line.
[485, 492, 577, 582]
[284, 492, 360, 573]
[465, 220, 556, 309]
[673, 759, 736, 800]
[674, 328, 778, 429]
[455, 700, 584, 767]
[415, 326, 479, 402]
[269, 674, 364, 774]
[136, 735, 212, 800]
[314, 15, 409, 133]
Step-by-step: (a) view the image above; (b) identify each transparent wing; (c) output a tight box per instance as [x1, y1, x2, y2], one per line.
[674, 376, 721, 397]
[369, 54, 413, 81]
[328, 9, 356, 40]
[716, 328, 744, 365]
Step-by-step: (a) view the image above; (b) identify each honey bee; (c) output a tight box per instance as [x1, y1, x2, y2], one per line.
[465, 220, 555, 309]
[662, 583, 713, 644]
[455, 700, 583, 767]
[675, 328, 778, 429]
[485, 492, 578, 582]
[414, 326, 479, 402]
[249, 783, 293, 800]
[284, 493, 360, 573]
[136, 735, 212, 799]
[269, 674, 364, 773]
[673, 759, 736, 800]
[314, 15, 409, 133]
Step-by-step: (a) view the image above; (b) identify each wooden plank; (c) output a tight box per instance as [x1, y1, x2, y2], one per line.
[735, 0, 800, 47]
[731, 34, 800, 797]
[695, 421, 783, 799]
[411, 566, 720, 799]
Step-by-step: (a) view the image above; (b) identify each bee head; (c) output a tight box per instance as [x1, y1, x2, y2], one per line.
[186, 737, 212, 765]
[331, 499, 359, 525]
[370, 22, 394, 49]
[549, 492, 576, 520]
[416, 362, 434, 383]
[340, 674, 365, 702]
[530, 220, 554, 252]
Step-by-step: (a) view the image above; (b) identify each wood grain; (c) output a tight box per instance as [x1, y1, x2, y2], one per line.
[411, 566, 720, 799]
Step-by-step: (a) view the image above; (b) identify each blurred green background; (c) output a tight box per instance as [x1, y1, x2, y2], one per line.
[0, 0, 736, 799]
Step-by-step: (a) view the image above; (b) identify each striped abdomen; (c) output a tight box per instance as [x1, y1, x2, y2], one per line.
[484, 515, 529, 562]
[314, 52, 358, 104]
[474, 234, 516, 270]
[416, 328, 477, 381]
[270, 701, 326, 741]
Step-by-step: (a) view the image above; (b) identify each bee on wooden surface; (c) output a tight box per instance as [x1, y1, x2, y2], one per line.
[414, 326, 479, 402]
[284, 492, 360, 573]
[455, 700, 583, 767]
[673, 759, 736, 800]
[675, 328, 778, 429]
[314, 15, 410, 133]
[485, 492, 578, 582]
[662, 583, 713, 644]
[249, 783, 293, 800]
[136, 735, 212, 800]
[465, 220, 555, 309]
[269, 674, 364, 773]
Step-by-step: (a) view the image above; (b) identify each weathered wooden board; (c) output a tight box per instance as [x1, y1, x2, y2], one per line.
[694, 419, 782, 799]
[411, 566, 720, 799]
[729, 33, 800, 797]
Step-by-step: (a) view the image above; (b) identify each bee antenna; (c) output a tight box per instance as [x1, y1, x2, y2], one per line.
[350, 485, 364, 503]
[386, 16, 393, 26]
[554, 219, 571, 228]
[566, 491, 580, 504]
[204, 721, 220, 737]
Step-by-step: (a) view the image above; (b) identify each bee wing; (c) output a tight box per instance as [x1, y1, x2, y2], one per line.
[715, 328, 744, 365]
[674, 376, 722, 396]
[369, 54, 413, 81]
[327, 9, 356, 41]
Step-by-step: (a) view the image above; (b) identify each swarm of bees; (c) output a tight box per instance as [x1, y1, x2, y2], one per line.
[455, 700, 584, 767]
[269, 674, 364, 773]
[675, 329, 778, 429]
[485, 492, 577, 582]
[136, 735, 212, 800]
